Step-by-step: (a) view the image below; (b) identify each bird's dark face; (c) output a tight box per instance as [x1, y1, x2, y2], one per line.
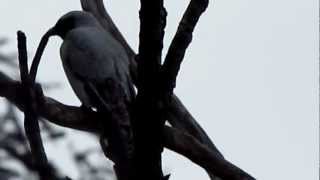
[53, 11, 99, 39]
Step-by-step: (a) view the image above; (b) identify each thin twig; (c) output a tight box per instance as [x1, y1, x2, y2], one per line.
[17, 31, 28, 83]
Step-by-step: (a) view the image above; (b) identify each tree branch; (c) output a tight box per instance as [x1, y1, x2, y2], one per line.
[167, 95, 223, 180]
[129, 0, 167, 179]
[17, 31, 55, 180]
[164, 126, 255, 180]
[78, 2, 217, 156]
[0, 72, 100, 133]
[81, 0, 224, 158]
[168, 96, 222, 156]
[0, 70, 254, 179]
[162, 0, 209, 92]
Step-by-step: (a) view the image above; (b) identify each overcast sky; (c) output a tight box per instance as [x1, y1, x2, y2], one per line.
[0, 0, 318, 180]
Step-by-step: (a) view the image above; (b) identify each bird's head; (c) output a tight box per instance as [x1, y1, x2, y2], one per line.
[30, 11, 101, 81]
[49, 11, 100, 39]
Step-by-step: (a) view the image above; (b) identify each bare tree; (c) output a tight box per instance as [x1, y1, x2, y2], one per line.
[0, 0, 255, 180]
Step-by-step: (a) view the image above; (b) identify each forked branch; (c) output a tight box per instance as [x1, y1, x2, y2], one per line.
[17, 31, 58, 180]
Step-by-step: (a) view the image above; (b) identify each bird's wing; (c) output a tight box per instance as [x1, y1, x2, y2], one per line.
[60, 28, 133, 149]
[61, 30, 113, 81]
[60, 27, 135, 105]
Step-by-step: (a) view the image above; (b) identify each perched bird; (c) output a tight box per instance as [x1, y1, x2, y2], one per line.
[35, 10, 135, 123]
[32, 10, 172, 180]
[55, 11, 134, 110]
[34, 11, 135, 179]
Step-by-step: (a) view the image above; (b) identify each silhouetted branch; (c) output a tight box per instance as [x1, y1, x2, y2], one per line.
[85, 0, 254, 177]
[168, 96, 222, 156]
[162, 0, 209, 92]
[164, 126, 255, 180]
[17, 32, 28, 82]
[0, 71, 254, 179]
[80, 0, 220, 155]
[129, 0, 168, 179]
[0, 73, 99, 133]
[167, 95, 223, 180]
[17, 31, 71, 180]
[17, 31, 54, 180]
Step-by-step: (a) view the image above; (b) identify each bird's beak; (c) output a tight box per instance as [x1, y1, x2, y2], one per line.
[29, 27, 57, 81]
[45, 27, 57, 36]
[32, 27, 56, 63]
[33, 27, 56, 60]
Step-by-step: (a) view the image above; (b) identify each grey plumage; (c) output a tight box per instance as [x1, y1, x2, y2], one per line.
[50, 12, 135, 171]
[31, 11, 135, 177]
[56, 11, 134, 110]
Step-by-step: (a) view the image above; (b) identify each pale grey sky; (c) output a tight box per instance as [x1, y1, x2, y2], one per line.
[0, 0, 318, 180]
